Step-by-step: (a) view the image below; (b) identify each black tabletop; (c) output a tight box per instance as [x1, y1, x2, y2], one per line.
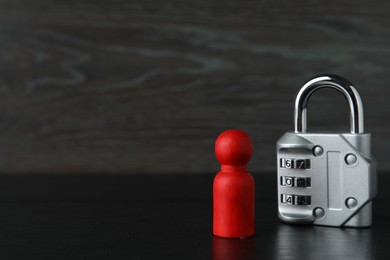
[0, 173, 388, 260]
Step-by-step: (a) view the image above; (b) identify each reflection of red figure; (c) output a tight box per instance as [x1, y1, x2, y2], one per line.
[213, 130, 255, 239]
[212, 236, 256, 260]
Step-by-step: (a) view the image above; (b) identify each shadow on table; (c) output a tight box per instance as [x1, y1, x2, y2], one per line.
[212, 224, 376, 260]
[274, 224, 375, 259]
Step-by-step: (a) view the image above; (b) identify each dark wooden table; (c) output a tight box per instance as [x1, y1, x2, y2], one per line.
[0, 173, 388, 259]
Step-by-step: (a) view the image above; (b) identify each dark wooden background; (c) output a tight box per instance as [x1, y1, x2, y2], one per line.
[0, 0, 389, 174]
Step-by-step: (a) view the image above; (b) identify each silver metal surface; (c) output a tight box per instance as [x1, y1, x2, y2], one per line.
[346, 197, 358, 209]
[345, 153, 358, 166]
[294, 75, 364, 134]
[312, 145, 324, 157]
[313, 207, 325, 219]
[277, 132, 377, 227]
[277, 75, 377, 228]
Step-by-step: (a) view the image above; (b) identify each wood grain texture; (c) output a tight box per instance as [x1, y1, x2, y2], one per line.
[0, 1, 389, 173]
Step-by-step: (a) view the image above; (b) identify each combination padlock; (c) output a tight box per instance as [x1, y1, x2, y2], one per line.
[277, 75, 377, 227]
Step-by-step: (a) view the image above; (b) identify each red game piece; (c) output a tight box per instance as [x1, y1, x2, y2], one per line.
[213, 130, 255, 239]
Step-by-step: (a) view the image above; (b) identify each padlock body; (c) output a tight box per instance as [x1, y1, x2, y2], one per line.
[277, 132, 377, 227]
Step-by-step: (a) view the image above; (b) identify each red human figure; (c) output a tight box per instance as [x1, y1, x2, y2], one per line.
[213, 129, 255, 239]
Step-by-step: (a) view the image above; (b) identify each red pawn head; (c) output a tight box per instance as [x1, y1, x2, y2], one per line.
[215, 130, 253, 166]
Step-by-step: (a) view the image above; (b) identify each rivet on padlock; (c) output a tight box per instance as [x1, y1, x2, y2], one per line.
[277, 75, 377, 227]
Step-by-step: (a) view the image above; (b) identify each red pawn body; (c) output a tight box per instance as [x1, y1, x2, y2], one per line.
[213, 130, 255, 239]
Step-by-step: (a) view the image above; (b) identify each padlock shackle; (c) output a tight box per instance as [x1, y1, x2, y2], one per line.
[294, 75, 364, 134]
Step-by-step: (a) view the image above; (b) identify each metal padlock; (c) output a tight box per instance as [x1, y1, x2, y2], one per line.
[277, 75, 377, 227]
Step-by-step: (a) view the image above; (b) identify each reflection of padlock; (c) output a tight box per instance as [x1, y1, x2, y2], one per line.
[277, 75, 377, 227]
